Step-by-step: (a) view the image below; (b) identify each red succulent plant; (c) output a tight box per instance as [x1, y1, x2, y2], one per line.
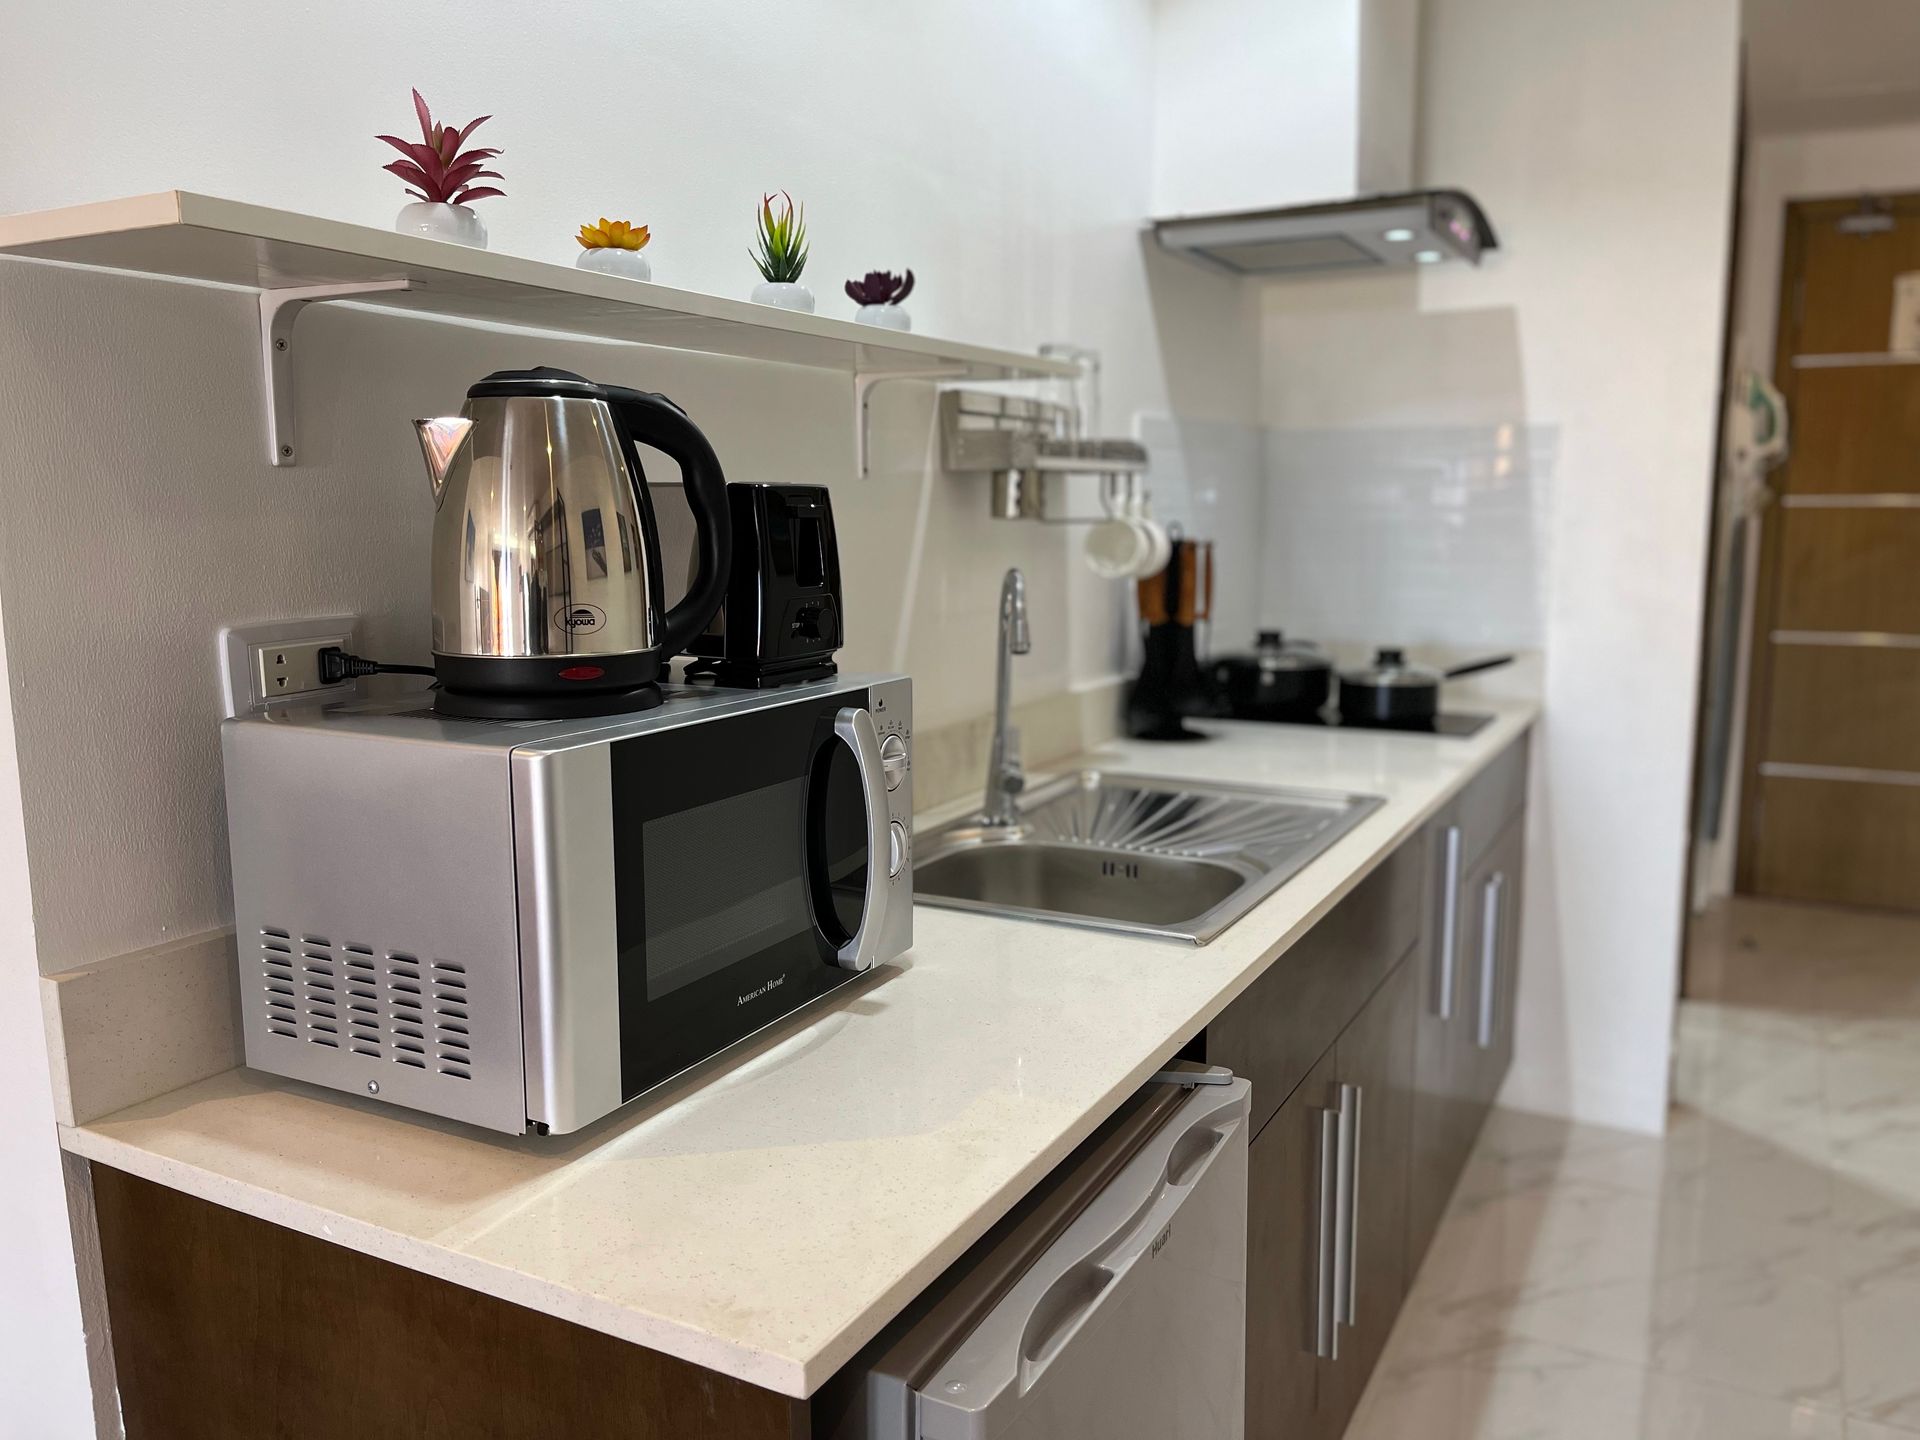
[845, 269, 915, 306]
[377, 89, 504, 207]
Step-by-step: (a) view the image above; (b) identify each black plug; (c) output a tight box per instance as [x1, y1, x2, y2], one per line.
[319, 647, 435, 684]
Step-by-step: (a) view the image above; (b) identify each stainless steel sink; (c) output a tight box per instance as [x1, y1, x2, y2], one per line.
[915, 771, 1383, 943]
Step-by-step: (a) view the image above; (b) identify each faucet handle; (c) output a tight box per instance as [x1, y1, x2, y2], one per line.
[1004, 727, 1025, 789]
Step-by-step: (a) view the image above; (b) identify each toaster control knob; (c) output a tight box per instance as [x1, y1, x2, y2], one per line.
[888, 820, 909, 878]
[879, 733, 908, 791]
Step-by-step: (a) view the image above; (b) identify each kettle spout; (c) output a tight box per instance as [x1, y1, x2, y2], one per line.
[413, 417, 473, 503]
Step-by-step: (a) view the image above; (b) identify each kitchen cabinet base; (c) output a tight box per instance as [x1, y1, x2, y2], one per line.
[89, 1165, 808, 1440]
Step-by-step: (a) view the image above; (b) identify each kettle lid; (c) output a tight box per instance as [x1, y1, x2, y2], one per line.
[466, 366, 603, 400]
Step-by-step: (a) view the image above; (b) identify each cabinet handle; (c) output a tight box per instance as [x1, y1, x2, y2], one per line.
[1340, 1083, 1363, 1331]
[1434, 825, 1462, 1020]
[1331, 1083, 1357, 1341]
[1314, 1106, 1340, 1360]
[1476, 872, 1506, 1050]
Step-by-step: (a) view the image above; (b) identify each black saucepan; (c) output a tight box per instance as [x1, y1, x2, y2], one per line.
[1337, 648, 1513, 729]
[1211, 631, 1333, 722]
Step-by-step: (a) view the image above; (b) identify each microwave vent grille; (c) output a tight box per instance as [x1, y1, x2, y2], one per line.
[259, 930, 474, 1082]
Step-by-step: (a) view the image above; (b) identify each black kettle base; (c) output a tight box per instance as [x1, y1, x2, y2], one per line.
[432, 683, 665, 721]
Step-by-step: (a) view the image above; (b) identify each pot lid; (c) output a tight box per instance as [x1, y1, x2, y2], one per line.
[1340, 647, 1441, 688]
[1239, 629, 1330, 672]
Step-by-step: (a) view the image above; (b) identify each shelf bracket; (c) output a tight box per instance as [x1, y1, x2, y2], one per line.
[260, 279, 412, 466]
[853, 368, 966, 479]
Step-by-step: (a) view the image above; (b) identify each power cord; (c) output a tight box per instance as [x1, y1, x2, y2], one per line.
[318, 647, 436, 685]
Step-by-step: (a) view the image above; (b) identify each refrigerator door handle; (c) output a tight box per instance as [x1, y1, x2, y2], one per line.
[913, 1078, 1251, 1438]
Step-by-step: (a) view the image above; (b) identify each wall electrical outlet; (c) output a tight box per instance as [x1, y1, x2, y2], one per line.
[220, 617, 361, 717]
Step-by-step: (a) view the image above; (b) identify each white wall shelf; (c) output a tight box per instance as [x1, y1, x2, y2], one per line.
[0, 191, 1077, 469]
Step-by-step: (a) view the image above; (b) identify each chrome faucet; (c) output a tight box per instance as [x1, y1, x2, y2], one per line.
[978, 568, 1032, 829]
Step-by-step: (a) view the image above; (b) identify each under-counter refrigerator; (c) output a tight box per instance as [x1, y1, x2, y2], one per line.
[820, 1072, 1250, 1440]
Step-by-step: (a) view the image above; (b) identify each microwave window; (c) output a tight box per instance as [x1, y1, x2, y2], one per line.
[640, 778, 808, 1000]
[608, 688, 874, 1101]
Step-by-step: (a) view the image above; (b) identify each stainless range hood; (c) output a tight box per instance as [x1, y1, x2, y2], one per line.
[1152, 189, 1497, 277]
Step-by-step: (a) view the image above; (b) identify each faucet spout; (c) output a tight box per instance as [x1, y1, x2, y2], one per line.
[979, 568, 1030, 830]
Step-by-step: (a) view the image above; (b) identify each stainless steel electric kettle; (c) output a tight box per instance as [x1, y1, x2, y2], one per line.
[413, 367, 731, 717]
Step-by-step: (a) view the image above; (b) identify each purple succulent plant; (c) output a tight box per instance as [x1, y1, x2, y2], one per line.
[377, 89, 504, 206]
[845, 269, 915, 306]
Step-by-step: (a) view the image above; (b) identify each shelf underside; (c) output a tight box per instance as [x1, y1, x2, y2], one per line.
[0, 191, 1076, 383]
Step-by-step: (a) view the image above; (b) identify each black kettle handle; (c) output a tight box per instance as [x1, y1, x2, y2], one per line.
[602, 387, 733, 658]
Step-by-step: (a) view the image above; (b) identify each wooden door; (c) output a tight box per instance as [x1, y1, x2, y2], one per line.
[1739, 194, 1920, 910]
[1323, 952, 1419, 1433]
[1244, 1048, 1340, 1440]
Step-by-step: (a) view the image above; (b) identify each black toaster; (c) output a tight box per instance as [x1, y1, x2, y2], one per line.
[685, 483, 843, 687]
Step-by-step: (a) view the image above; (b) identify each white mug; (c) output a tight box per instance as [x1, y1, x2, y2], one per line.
[1084, 475, 1152, 579]
[1127, 477, 1172, 578]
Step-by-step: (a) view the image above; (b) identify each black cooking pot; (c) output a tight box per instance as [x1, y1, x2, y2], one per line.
[1212, 631, 1332, 721]
[1337, 648, 1513, 729]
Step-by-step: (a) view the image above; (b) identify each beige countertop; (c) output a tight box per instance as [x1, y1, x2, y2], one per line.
[60, 699, 1537, 1399]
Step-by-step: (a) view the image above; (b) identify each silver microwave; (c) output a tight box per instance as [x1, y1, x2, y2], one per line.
[220, 674, 912, 1134]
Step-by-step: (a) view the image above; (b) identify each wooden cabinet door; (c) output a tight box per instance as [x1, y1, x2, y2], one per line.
[1323, 952, 1419, 1433]
[1407, 808, 1474, 1273]
[1245, 1047, 1340, 1440]
[1211, 838, 1424, 1140]
[1461, 814, 1526, 1116]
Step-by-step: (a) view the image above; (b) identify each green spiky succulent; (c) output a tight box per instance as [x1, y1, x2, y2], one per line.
[751, 191, 809, 283]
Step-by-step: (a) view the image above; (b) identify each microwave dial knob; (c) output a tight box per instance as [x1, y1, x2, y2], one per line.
[888, 820, 909, 879]
[879, 732, 908, 792]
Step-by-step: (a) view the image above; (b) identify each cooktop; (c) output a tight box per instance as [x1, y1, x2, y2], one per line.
[1228, 709, 1496, 738]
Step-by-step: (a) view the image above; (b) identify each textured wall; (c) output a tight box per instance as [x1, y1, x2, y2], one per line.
[1257, 0, 1741, 1131]
[0, 0, 1258, 977]
[0, 3, 1261, 1429]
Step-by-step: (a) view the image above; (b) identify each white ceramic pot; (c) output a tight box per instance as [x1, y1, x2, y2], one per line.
[855, 304, 911, 332]
[395, 202, 488, 249]
[576, 248, 653, 281]
[751, 281, 815, 313]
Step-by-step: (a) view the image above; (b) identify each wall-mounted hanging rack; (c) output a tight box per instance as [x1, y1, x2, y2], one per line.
[939, 390, 1150, 519]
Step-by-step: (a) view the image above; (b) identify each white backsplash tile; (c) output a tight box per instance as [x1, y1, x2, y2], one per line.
[1139, 416, 1558, 658]
[1262, 423, 1558, 652]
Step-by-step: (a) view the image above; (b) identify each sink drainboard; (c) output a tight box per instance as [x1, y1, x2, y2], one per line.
[915, 771, 1384, 944]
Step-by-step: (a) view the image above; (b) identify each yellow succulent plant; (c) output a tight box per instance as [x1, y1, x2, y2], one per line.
[577, 217, 650, 251]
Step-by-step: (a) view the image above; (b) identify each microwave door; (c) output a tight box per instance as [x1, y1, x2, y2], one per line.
[810, 706, 894, 973]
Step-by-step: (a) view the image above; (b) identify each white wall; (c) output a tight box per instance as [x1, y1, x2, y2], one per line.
[1258, 0, 1741, 1131]
[1150, 0, 1419, 216]
[0, 622, 100, 1435]
[0, 2, 1258, 1428]
[1695, 119, 1920, 903]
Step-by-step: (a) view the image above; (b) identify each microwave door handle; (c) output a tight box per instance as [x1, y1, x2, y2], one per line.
[830, 706, 893, 973]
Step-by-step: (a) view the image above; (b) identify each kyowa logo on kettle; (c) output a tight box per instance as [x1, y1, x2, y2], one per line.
[554, 602, 607, 636]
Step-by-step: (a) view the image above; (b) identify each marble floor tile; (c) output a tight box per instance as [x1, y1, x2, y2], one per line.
[1358, 896, 1920, 1437]
[1829, 1184, 1920, 1293]
[1839, 1276, 1920, 1431]
[1350, 1334, 1845, 1440]
[1846, 1420, 1920, 1439]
